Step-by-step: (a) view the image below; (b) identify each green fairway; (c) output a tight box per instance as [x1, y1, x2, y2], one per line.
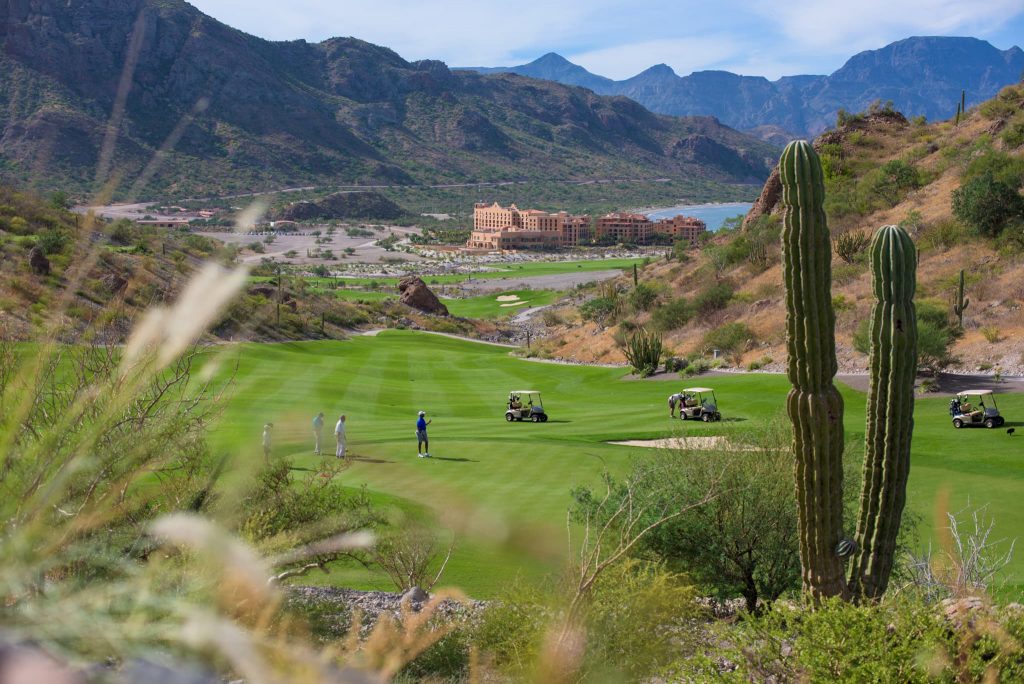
[209, 332, 1024, 599]
[295, 257, 641, 287]
[325, 287, 559, 319]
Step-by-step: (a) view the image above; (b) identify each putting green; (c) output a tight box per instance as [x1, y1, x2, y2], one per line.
[209, 332, 1024, 599]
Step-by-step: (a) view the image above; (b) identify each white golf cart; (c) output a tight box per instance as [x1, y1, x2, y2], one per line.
[950, 389, 1005, 429]
[506, 390, 548, 423]
[679, 387, 721, 422]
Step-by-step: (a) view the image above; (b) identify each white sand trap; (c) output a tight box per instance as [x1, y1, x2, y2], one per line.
[496, 295, 521, 302]
[610, 436, 752, 451]
[500, 301, 530, 308]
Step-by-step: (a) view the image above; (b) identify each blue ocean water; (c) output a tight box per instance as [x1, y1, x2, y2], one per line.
[645, 202, 753, 231]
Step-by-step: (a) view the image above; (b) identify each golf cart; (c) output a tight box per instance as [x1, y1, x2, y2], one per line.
[506, 390, 548, 423]
[950, 390, 1005, 429]
[679, 387, 721, 422]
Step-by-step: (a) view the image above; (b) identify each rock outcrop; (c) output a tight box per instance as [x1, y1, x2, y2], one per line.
[28, 246, 50, 275]
[398, 276, 448, 316]
[275, 191, 406, 222]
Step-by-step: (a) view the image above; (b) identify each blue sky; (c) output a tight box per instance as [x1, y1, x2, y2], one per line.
[189, 0, 1024, 80]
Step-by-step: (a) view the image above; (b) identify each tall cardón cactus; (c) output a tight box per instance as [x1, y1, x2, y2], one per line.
[850, 225, 918, 599]
[953, 268, 969, 329]
[779, 141, 849, 601]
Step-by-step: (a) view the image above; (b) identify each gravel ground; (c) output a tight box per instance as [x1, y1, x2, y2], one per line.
[199, 228, 424, 265]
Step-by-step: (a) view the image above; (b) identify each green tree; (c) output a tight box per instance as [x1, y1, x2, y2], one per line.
[951, 171, 1024, 237]
[573, 429, 801, 613]
[872, 160, 920, 206]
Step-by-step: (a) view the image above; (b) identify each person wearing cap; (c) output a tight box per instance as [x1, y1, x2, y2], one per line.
[416, 410, 432, 458]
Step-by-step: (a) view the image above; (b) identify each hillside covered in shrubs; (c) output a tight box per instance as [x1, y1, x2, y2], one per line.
[540, 84, 1024, 377]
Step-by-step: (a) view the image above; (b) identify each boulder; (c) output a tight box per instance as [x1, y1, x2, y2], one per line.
[28, 246, 50, 276]
[401, 586, 430, 604]
[398, 276, 448, 316]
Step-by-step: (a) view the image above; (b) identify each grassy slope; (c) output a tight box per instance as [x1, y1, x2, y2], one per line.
[209, 332, 1024, 598]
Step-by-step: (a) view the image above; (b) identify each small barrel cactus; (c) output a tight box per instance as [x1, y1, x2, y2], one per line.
[850, 224, 918, 599]
[780, 140, 849, 601]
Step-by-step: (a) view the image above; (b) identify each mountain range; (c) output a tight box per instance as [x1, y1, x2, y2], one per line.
[462, 37, 1024, 142]
[0, 0, 777, 200]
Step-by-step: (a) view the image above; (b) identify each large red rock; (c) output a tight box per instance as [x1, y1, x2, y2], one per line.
[398, 276, 448, 316]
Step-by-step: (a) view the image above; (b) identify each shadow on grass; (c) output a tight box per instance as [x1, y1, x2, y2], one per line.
[427, 456, 478, 463]
[348, 456, 395, 464]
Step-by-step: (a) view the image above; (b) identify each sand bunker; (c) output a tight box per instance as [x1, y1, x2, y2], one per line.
[495, 294, 521, 302]
[499, 301, 530, 308]
[609, 436, 751, 451]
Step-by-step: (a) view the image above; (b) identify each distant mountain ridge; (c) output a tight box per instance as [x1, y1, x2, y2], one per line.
[0, 0, 777, 199]
[459, 37, 1024, 139]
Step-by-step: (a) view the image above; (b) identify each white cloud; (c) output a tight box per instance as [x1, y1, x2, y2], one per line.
[751, 0, 1024, 51]
[191, 0, 616, 66]
[189, 0, 1024, 78]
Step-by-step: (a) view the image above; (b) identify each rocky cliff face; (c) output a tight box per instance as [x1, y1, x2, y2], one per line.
[463, 37, 1024, 141]
[0, 0, 777, 198]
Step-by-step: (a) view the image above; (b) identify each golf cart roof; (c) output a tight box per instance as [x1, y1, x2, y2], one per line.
[683, 387, 715, 393]
[958, 390, 994, 396]
[509, 390, 541, 394]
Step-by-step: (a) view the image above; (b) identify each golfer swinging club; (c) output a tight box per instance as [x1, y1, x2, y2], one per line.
[416, 410, 432, 458]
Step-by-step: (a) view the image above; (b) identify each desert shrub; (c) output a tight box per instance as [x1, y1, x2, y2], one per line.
[962, 149, 1024, 189]
[1003, 120, 1024, 149]
[680, 587, 1024, 683]
[980, 325, 1001, 343]
[917, 218, 966, 251]
[693, 282, 734, 314]
[472, 580, 551, 677]
[541, 309, 564, 327]
[702, 322, 755, 356]
[628, 282, 658, 311]
[951, 171, 1024, 237]
[580, 296, 617, 323]
[620, 327, 663, 377]
[107, 219, 135, 245]
[240, 463, 381, 552]
[670, 239, 691, 262]
[871, 159, 921, 206]
[664, 356, 688, 373]
[913, 300, 957, 371]
[651, 296, 693, 331]
[583, 559, 702, 680]
[182, 233, 217, 255]
[834, 230, 870, 263]
[36, 228, 70, 255]
[599, 429, 799, 613]
[853, 318, 870, 354]
[681, 357, 711, 377]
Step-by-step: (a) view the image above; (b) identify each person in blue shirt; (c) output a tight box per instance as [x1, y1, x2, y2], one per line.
[416, 410, 432, 458]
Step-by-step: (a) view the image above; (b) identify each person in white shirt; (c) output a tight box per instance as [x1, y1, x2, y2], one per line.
[334, 415, 347, 459]
[312, 412, 325, 455]
[668, 392, 684, 418]
[262, 423, 273, 462]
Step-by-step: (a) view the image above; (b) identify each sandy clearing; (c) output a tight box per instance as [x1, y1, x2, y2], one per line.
[499, 301, 530, 308]
[609, 436, 748, 450]
[495, 295, 521, 302]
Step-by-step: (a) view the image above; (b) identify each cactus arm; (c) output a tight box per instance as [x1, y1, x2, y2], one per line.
[850, 225, 918, 599]
[780, 140, 849, 601]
